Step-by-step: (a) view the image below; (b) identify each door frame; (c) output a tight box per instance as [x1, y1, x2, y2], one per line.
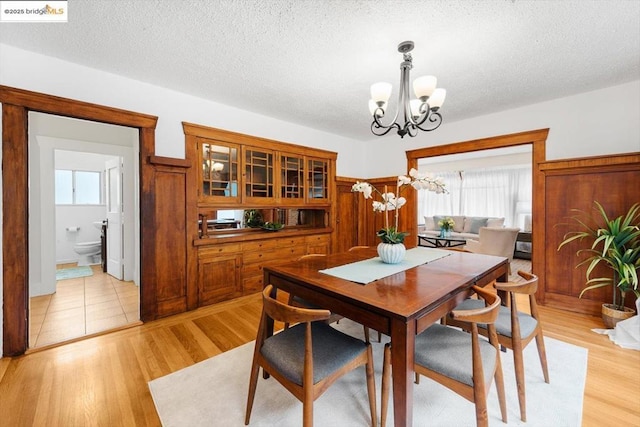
[1, 85, 158, 356]
[405, 128, 548, 300]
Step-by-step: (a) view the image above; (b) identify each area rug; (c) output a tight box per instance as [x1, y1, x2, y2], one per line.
[149, 319, 587, 427]
[55, 266, 93, 281]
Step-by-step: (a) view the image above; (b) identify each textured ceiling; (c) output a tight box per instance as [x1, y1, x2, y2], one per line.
[1, 0, 639, 141]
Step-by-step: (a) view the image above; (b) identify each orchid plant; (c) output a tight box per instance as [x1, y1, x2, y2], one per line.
[352, 168, 446, 244]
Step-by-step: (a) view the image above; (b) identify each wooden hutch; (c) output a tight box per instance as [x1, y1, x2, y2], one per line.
[183, 122, 337, 310]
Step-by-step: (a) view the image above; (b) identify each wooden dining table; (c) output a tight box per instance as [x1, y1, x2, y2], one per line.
[263, 247, 508, 427]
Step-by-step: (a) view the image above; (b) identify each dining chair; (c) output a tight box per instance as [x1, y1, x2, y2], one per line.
[245, 285, 377, 427]
[380, 285, 507, 427]
[447, 270, 549, 422]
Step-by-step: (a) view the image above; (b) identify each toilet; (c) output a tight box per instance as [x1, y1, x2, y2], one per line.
[73, 241, 102, 266]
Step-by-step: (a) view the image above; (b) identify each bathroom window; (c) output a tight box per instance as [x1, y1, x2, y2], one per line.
[55, 169, 102, 205]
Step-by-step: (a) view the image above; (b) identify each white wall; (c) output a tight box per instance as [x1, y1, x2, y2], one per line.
[365, 80, 640, 177]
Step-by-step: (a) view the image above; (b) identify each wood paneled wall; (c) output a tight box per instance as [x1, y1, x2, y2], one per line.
[143, 156, 192, 319]
[541, 153, 640, 315]
[335, 178, 359, 253]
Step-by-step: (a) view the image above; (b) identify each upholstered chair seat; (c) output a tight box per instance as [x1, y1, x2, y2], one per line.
[261, 322, 368, 385]
[414, 323, 497, 387]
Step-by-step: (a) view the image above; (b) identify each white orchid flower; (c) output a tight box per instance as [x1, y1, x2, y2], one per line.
[398, 175, 411, 186]
[372, 200, 386, 212]
[352, 181, 373, 199]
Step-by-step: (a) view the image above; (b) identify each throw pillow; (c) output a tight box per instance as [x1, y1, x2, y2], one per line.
[463, 217, 488, 233]
[433, 215, 445, 230]
[469, 217, 488, 234]
[424, 216, 436, 231]
[451, 216, 465, 232]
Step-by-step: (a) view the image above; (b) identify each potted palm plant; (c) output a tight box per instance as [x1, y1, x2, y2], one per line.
[558, 201, 640, 328]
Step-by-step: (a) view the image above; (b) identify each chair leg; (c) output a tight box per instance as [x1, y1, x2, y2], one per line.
[494, 351, 508, 423]
[364, 326, 370, 344]
[364, 345, 378, 427]
[535, 330, 550, 383]
[380, 343, 391, 427]
[244, 362, 261, 425]
[512, 340, 527, 422]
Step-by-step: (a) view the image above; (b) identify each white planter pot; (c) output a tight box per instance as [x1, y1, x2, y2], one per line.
[377, 242, 406, 264]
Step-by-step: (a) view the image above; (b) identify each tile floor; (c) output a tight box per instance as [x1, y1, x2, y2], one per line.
[29, 264, 140, 349]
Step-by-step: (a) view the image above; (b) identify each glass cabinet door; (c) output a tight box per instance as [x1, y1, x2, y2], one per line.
[307, 157, 329, 203]
[200, 140, 239, 202]
[244, 147, 274, 200]
[280, 154, 304, 202]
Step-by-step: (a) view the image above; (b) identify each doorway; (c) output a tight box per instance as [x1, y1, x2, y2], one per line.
[26, 113, 140, 348]
[1, 85, 158, 356]
[405, 129, 548, 296]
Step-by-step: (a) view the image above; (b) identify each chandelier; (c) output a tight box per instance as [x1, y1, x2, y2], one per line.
[369, 41, 446, 138]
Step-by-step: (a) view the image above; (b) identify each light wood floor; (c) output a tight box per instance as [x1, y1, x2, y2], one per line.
[2, 284, 639, 426]
[29, 264, 140, 349]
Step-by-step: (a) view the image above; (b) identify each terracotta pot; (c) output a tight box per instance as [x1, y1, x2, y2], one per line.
[377, 242, 406, 264]
[601, 303, 636, 329]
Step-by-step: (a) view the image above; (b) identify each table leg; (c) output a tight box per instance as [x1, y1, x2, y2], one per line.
[390, 318, 416, 427]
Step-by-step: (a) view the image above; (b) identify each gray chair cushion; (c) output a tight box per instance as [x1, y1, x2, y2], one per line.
[415, 323, 497, 387]
[261, 322, 367, 386]
[454, 298, 538, 339]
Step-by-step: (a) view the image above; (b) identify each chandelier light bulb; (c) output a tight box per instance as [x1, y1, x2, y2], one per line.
[370, 82, 392, 104]
[429, 88, 447, 110]
[413, 75, 437, 99]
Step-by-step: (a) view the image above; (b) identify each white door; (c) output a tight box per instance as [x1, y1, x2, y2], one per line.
[105, 157, 124, 280]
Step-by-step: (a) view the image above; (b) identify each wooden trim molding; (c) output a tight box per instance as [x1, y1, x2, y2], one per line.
[1, 85, 158, 356]
[148, 155, 192, 168]
[540, 152, 639, 172]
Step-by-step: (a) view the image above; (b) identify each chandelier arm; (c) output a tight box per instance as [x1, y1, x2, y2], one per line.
[408, 102, 431, 126]
[372, 105, 401, 131]
[403, 124, 418, 138]
[414, 112, 443, 132]
[371, 120, 399, 136]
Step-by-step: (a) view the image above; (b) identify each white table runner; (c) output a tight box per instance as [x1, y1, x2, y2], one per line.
[319, 247, 451, 284]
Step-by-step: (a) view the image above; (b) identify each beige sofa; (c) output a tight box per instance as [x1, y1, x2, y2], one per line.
[419, 215, 506, 239]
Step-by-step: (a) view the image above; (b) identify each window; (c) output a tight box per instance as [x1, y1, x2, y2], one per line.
[418, 165, 531, 228]
[55, 169, 102, 205]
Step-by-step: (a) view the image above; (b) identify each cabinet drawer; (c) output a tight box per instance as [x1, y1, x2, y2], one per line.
[241, 239, 280, 251]
[305, 234, 330, 244]
[244, 246, 305, 264]
[198, 243, 242, 258]
[276, 236, 306, 247]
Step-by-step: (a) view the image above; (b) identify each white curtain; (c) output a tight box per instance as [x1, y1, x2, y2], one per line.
[418, 165, 532, 228]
